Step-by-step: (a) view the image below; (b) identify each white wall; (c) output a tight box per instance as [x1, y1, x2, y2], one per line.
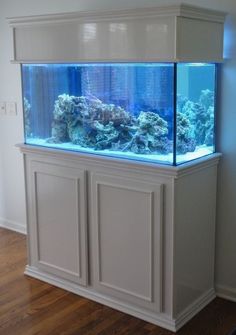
[0, 0, 236, 298]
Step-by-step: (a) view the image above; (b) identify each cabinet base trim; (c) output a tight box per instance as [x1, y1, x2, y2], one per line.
[24, 265, 215, 332]
[175, 288, 216, 330]
[25, 265, 175, 331]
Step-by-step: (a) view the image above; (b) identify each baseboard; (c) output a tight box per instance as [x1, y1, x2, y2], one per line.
[24, 265, 176, 332]
[24, 266, 217, 332]
[175, 288, 216, 331]
[216, 284, 236, 303]
[0, 218, 26, 235]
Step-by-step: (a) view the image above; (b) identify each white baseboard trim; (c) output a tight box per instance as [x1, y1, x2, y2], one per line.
[24, 265, 216, 332]
[175, 288, 216, 330]
[216, 284, 236, 303]
[0, 218, 26, 235]
[25, 265, 176, 331]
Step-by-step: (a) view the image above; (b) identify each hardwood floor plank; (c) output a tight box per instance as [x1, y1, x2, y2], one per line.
[22, 297, 89, 335]
[48, 304, 118, 335]
[0, 227, 236, 335]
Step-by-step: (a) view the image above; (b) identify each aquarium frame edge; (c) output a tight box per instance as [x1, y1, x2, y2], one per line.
[214, 63, 218, 154]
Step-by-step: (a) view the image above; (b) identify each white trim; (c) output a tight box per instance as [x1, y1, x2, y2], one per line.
[216, 284, 236, 303]
[24, 265, 176, 331]
[10, 57, 225, 64]
[7, 4, 226, 27]
[0, 218, 27, 235]
[179, 3, 226, 23]
[24, 265, 217, 332]
[175, 288, 216, 330]
[17, 144, 221, 180]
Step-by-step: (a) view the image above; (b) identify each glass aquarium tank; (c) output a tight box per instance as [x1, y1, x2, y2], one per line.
[22, 63, 216, 165]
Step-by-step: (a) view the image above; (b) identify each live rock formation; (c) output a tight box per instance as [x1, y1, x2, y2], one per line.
[48, 90, 214, 156]
[48, 94, 172, 155]
[178, 89, 215, 147]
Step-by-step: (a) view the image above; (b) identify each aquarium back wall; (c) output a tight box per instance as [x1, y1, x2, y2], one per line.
[0, 0, 236, 302]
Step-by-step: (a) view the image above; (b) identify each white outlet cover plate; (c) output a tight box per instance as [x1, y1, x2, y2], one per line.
[6, 102, 17, 116]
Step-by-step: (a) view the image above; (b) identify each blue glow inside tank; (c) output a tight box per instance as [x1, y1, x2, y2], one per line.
[22, 62, 216, 165]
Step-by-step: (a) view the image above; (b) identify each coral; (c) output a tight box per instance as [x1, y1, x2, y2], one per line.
[177, 94, 188, 113]
[49, 94, 134, 149]
[49, 94, 85, 143]
[176, 112, 196, 154]
[205, 106, 215, 146]
[24, 97, 31, 137]
[181, 100, 195, 119]
[48, 90, 215, 157]
[138, 111, 168, 138]
[178, 89, 215, 147]
[49, 95, 172, 155]
[94, 121, 119, 150]
[122, 111, 171, 154]
[192, 103, 209, 145]
[199, 89, 214, 111]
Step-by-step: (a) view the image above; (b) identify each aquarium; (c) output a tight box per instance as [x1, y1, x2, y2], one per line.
[22, 63, 216, 165]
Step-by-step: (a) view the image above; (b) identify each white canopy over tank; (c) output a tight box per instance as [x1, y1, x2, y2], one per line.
[8, 4, 226, 63]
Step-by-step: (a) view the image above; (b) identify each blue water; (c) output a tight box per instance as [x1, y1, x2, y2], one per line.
[22, 63, 216, 165]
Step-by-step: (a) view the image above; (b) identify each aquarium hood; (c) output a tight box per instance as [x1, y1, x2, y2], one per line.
[8, 4, 226, 63]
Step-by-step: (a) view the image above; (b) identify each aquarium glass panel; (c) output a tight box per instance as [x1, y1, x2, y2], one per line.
[176, 63, 216, 164]
[22, 63, 174, 164]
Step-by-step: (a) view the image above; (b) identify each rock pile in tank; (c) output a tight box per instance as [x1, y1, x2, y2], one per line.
[48, 90, 214, 155]
[48, 94, 173, 154]
[177, 89, 215, 148]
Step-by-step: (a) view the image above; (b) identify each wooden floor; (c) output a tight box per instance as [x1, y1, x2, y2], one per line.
[0, 228, 236, 335]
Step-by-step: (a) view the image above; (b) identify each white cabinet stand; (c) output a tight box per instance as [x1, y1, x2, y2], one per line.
[19, 144, 220, 332]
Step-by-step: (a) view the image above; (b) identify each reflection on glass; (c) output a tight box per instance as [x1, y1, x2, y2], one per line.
[83, 23, 97, 42]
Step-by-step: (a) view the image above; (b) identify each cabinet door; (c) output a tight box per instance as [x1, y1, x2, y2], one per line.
[30, 160, 88, 286]
[91, 173, 163, 312]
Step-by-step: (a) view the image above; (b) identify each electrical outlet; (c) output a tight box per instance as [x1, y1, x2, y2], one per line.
[0, 102, 6, 115]
[6, 102, 17, 116]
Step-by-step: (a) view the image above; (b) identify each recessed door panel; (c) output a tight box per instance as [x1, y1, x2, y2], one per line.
[91, 173, 163, 312]
[30, 161, 87, 285]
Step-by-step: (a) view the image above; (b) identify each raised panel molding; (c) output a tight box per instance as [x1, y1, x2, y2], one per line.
[97, 183, 154, 303]
[30, 161, 88, 286]
[91, 173, 163, 312]
[33, 171, 82, 279]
